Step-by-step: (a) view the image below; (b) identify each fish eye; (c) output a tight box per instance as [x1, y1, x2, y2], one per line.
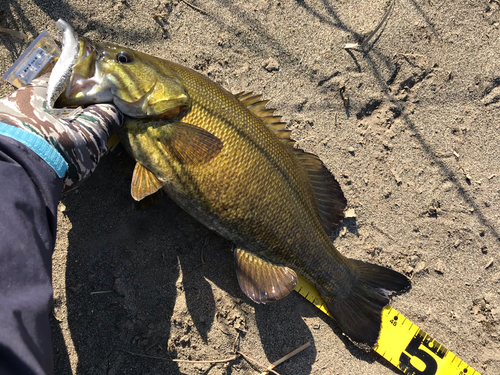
[116, 51, 133, 64]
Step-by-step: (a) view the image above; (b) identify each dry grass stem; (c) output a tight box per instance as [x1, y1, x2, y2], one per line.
[232, 330, 241, 352]
[123, 349, 239, 365]
[195, 237, 209, 268]
[0, 27, 29, 40]
[271, 341, 311, 367]
[173, 355, 239, 364]
[237, 351, 281, 375]
[260, 342, 311, 374]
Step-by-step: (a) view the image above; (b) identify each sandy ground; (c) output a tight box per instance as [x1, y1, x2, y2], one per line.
[1, 0, 500, 374]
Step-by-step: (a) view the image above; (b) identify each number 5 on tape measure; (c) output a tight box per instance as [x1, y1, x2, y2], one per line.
[375, 306, 478, 375]
[294, 275, 480, 375]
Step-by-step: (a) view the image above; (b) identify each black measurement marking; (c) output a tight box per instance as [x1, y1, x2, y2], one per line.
[389, 315, 400, 326]
[399, 330, 442, 375]
[417, 330, 447, 359]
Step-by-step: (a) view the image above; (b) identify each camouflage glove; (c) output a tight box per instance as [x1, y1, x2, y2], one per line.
[0, 75, 123, 192]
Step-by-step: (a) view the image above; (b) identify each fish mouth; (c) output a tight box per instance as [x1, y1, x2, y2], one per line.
[56, 38, 156, 117]
[53, 26, 190, 119]
[56, 38, 114, 107]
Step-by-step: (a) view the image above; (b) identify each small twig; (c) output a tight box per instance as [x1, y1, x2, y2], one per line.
[237, 351, 280, 375]
[370, 222, 397, 242]
[271, 342, 311, 368]
[173, 355, 239, 364]
[232, 330, 241, 353]
[195, 237, 208, 268]
[261, 342, 311, 374]
[123, 349, 239, 365]
[200, 237, 208, 264]
[0, 27, 29, 40]
[180, 0, 208, 15]
[397, 53, 426, 59]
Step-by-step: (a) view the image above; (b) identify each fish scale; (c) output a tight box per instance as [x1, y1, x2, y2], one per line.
[171, 65, 322, 257]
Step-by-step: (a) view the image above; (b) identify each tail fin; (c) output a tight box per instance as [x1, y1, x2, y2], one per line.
[325, 259, 411, 348]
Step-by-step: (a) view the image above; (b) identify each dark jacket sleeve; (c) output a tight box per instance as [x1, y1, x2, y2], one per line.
[0, 134, 63, 375]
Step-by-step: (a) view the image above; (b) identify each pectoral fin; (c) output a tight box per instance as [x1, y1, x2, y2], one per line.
[235, 248, 298, 303]
[163, 122, 223, 164]
[131, 162, 165, 201]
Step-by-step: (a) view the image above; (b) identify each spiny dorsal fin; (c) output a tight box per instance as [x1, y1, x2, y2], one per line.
[295, 150, 347, 233]
[131, 162, 165, 201]
[235, 248, 297, 303]
[241, 94, 263, 107]
[247, 99, 269, 113]
[235, 91, 346, 232]
[236, 92, 285, 134]
[262, 116, 282, 124]
[234, 91, 247, 98]
[236, 91, 279, 119]
[235, 92, 255, 101]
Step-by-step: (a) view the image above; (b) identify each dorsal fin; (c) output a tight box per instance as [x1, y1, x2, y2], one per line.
[247, 100, 269, 113]
[236, 92, 286, 137]
[235, 91, 346, 232]
[295, 150, 347, 233]
[241, 94, 263, 107]
[235, 92, 256, 102]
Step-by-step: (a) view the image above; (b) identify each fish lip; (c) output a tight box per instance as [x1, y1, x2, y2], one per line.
[47, 19, 80, 110]
[65, 39, 99, 96]
[74, 38, 94, 66]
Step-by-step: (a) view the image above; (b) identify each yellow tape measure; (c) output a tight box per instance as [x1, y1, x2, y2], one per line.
[294, 275, 480, 375]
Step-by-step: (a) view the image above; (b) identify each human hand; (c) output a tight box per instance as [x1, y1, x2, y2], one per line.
[0, 75, 123, 192]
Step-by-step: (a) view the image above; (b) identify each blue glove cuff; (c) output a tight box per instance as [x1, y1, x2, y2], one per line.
[0, 122, 68, 178]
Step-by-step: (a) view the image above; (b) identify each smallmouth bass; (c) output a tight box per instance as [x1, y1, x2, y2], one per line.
[57, 34, 410, 347]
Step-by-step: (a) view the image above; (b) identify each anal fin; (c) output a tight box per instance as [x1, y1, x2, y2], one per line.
[235, 248, 297, 303]
[131, 162, 165, 201]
